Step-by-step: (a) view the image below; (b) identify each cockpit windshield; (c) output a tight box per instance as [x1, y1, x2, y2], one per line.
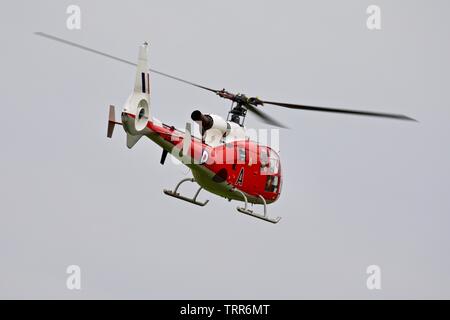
[260, 147, 280, 175]
[268, 155, 279, 174]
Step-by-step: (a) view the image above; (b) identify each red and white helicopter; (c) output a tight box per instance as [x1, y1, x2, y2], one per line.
[36, 33, 416, 224]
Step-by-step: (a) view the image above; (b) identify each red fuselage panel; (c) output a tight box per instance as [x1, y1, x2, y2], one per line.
[138, 116, 282, 203]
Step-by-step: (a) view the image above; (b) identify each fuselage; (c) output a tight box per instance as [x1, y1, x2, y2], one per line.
[122, 112, 282, 205]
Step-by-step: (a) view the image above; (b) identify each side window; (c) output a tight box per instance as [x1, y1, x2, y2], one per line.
[273, 176, 279, 192]
[269, 157, 279, 174]
[238, 147, 246, 164]
[260, 148, 269, 167]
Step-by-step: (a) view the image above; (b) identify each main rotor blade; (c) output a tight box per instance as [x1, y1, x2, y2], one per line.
[34, 32, 218, 93]
[34, 33, 417, 124]
[261, 100, 416, 121]
[246, 104, 288, 128]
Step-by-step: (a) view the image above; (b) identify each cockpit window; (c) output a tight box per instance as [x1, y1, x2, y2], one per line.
[265, 175, 279, 193]
[260, 148, 269, 167]
[269, 157, 279, 174]
[260, 148, 280, 175]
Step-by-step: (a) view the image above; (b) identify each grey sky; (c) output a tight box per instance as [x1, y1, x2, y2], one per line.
[1, 0, 449, 299]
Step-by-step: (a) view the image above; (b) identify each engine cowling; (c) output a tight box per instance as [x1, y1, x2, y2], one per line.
[191, 110, 245, 146]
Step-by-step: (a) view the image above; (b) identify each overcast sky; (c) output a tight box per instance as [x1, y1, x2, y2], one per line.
[1, 0, 450, 299]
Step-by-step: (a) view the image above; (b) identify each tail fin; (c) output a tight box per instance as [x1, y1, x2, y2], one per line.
[122, 42, 152, 138]
[134, 42, 151, 96]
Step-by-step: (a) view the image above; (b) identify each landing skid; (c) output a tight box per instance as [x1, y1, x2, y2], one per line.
[233, 189, 281, 224]
[163, 178, 209, 207]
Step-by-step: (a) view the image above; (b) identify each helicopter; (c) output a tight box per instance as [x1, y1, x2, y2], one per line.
[35, 32, 416, 224]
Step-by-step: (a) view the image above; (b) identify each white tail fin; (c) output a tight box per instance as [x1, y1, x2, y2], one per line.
[134, 42, 151, 96]
[122, 42, 152, 136]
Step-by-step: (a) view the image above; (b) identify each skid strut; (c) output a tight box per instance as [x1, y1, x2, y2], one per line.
[163, 178, 209, 207]
[234, 189, 281, 224]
